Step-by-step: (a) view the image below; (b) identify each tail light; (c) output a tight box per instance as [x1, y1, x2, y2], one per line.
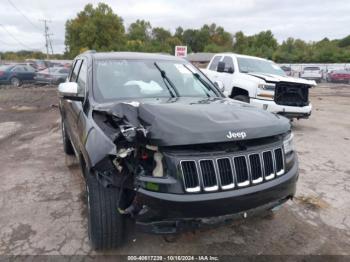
[0, 71, 4, 76]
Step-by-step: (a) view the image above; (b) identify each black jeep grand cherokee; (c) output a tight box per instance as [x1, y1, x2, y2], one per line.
[58, 51, 298, 250]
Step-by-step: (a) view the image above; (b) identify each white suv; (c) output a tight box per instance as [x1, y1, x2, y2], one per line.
[202, 53, 316, 119]
[300, 66, 323, 83]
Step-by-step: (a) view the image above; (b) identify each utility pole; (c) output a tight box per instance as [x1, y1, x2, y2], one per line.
[39, 19, 53, 59]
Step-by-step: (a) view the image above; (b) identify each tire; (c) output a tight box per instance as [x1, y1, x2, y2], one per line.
[233, 95, 250, 103]
[85, 169, 125, 250]
[56, 78, 65, 85]
[10, 77, 21, 87]
[61, 120, 74, 155]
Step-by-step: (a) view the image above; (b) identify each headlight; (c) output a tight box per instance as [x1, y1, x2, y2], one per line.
[283, 132, 294, 154]
[258, 83, 275, 90]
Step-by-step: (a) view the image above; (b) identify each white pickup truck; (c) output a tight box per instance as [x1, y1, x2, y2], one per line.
[202, 53, 316, 119]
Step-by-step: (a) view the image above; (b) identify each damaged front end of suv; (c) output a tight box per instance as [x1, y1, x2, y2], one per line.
[59, 52, 299, 250]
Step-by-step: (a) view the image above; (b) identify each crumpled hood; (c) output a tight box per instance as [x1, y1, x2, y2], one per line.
[247, 72, 316, 86]
[94, 97, 290, 146]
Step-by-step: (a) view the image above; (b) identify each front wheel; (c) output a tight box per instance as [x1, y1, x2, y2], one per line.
[85, 169, 126, 250]
[233, 95, 250, 103]
[10, 77, 21, 87]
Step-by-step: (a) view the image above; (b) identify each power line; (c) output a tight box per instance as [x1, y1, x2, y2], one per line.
[7, 0, 41, 31]
[0, 38, 14, 46]
[0, 24, 34, 50]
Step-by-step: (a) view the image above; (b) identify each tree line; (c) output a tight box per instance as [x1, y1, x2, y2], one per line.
[2, 3, 350, 63]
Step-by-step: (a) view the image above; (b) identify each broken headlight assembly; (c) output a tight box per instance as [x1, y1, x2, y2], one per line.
[258, 83, 275, 90]
[137, 145, 166, 178]
[283, 132, 294, 155]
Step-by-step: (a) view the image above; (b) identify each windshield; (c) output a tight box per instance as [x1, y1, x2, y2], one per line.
[237, 57, 286, 76]
[93, 60, 219, 102]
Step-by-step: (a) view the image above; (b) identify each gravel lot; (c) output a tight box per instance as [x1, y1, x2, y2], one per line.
[0, 83, 349, 255]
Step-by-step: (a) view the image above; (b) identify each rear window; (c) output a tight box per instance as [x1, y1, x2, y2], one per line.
[304, 67, 320, 71]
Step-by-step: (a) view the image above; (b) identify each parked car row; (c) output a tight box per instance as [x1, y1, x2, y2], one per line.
[0, 62, 70, 87]
[280, 65, 350, 83]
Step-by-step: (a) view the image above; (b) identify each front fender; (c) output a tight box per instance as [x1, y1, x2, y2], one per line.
[84, 127, 116, 170]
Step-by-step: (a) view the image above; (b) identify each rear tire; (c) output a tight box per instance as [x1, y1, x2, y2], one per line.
[56, 78, 65, 85]
[61, 120, 74, 155]
[10, 77, 21, 87]
[85, 169, 125, 250]
[233, 95, 250, 103]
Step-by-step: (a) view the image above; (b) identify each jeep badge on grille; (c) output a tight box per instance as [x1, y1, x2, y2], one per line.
[226, 131, 247, 139]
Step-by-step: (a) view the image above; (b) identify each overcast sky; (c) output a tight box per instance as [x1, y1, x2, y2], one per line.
[0, 0, 349, 54]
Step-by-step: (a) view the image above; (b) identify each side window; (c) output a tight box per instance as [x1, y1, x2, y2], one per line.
[77, 60, 87, 95]
[209, 56, 222, 71]
[70, 60, 82, 82]
[223, 56, 234, 73]
[59, 69, 69, 74]
[13, 66, 25, 72]
[26, 66, 35, 72]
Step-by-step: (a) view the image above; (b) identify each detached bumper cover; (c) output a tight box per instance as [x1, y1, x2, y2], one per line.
[135, 160, 298, 233]
[250, 98, 312, 117]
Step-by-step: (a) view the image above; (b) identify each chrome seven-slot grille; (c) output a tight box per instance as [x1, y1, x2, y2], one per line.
[180, 147, 285, 193]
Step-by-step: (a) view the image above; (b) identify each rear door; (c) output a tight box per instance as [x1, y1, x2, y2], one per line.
[11, 66, 27, 81]
[24, 65, 36, 81]
[71, 59, 87, 151]
[63, 59, 82, 149]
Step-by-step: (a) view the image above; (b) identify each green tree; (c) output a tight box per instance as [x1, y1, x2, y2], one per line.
[65, 3, 125, 58]
[127, 20, 152, 42]
[174, 27, 184, 41]
[233, 30, 277, 59]
[152, 27, 172, 42]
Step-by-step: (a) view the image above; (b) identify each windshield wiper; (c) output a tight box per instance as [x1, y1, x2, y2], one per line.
[182, 65, 212, 97]
[154, 62, 179, 98]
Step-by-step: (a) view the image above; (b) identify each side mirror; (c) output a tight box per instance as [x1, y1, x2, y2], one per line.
[214, 80, 225, 92]
[217, 61, 225, 73]
[58, 82, 83, 101]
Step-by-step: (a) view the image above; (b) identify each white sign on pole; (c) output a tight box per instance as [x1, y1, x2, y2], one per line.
[175, 46, 187, 57]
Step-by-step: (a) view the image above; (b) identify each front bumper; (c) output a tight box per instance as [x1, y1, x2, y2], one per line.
[250, 98, 312, 118]
[300, 76, 322, 81]
[135, 159, 298, 234]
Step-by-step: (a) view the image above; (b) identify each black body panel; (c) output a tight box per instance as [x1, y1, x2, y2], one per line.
[94, 97, 290, 147]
